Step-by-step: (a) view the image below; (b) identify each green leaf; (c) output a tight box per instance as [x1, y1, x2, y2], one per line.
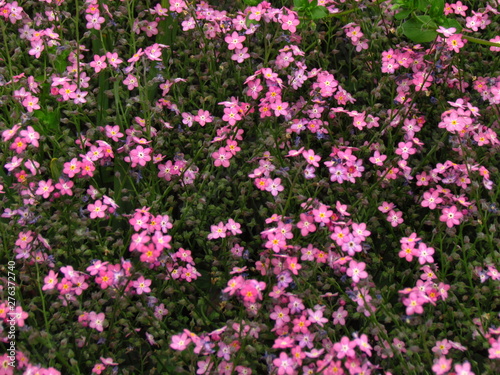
[429, 0, 444, 18]
[310, 6, 328, 20]
[394, 8, 412, 20]
[438, 18, 462, 32]
[54, 48, 71, 74]
[33, 108, 60, 134]
[294, 0, 309, 8]
[50, 158, 63, 180]
[415, 14, 437, 28]
[401, 17, 438, 43]
[415, 0, 430, 13]
[243, 0, 261, 5]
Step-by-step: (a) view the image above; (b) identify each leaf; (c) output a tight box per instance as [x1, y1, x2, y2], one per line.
[294, 0, 309, 9]
[33, 108, 60, 134]
[401, 17, 438, 43]
[415, 14, 437, 28]
[243, 0, 261, 5]
[415, 0, 430, 13]
[429, 0, 444, 18]
[439, 17, 462, 32]
[54, 48, 71, 74]
[394, 8, 412, 20]
[50, 158, 62, 180]
[310, 6, 328, 20]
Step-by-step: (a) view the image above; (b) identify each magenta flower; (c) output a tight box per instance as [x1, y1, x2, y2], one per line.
[123, 74, 139, 90]
[170, 333, 191, 351]
[133, 276, 151, 295]
[207, 221, 227, 240]
[446, 34, 466, 53]
[22, 94, 40, 112]
[395, 141, 417, 160]
[35, 179, 54, 199]
[387, 210, 404, 227]
[272, 352, 295, 375]
[439, 205, 463, 228]
[333, 336, 356, 359]
[225, 219, 242, 235]
[128, 145, 152, 167]
[270, 306, 291, 328]
[432, 356, 452, 375]
[403, 291, 426, 315]
[346, 260, 368, 283]
[225, 31, 245, 50]
[89, 55, 107, 73]
[212, 148, 232, 168]
[421, 190, 442, 209]
[265, 233, 286, 253]
[88, 312, 106, 332]
[85, 12, 105, 30]
[88, 200, 108, 219]
[265, 178, 284, 196]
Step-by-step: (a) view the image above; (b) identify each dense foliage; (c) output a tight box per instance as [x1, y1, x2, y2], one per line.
[0, 0, 499, 374]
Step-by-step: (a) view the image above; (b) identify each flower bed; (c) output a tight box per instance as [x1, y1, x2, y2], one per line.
[0, 0, 499, 374]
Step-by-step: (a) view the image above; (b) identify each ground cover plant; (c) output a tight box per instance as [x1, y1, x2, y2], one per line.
[0, 0, 499, 373]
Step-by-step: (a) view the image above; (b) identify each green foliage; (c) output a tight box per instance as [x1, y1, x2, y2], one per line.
[393, 0, 461, 43]
[293, 0, 329, 21]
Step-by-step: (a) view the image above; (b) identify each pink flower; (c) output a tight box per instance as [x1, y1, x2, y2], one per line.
[302, 149, 321, 167]
[89, 55, 107, 73]
[387, 210, 404, 227]
[270, 306, 291, 327]
[265, 233, 286, 253]
[307, 307, 328, 327]
[35, 179, 54, 199]
[43, 270, 59, 291]
[272, 352, 295, 375]
[271, 101, 289, 117]
[231, 47, 250, 63]
[346, 260, 368, 283]
[403, 292, 426, 315]
[439, 205, 463, 228]
[432, 356, 452, 375]
[88, 200, 108, 219]
[106, 52, 123, 68]
[447, 34, 466, 53]
[436, 26, 456, 37]
[22, 94, 40, 112]
[85, 12, 105, 30]
[225, 219, 242, 235]
[421, 190, 442, 209]
[123, 74, 139, 90]
[395, 141, 416, 160]
[297, 214, 316, 237]
[454, 361, 475, 375]
[88, 311, 106, 332]
[489, 338, 500, 359]
[133, 276, 151, 295]
[170, 333, 191, 351]
[312, 204, 333, 224]
[332, 306, 348, 325]
[265, 178, 284, 197]
[369, 151, 387, 166]
[212, 148, 232, 167]
[225, 31, 245, 50]
[280, 14, 300, 33]
[128, 146, 152, 167]
[378, 201, 395, 213]
[194, 109, 213, 126]
[333, 336, 356, 359]
[208, 221, 227, 240]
